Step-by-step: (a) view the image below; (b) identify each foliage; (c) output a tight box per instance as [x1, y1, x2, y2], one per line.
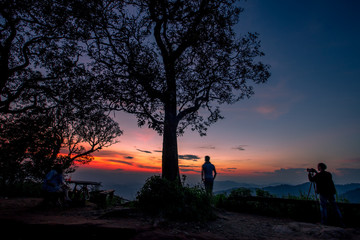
[255, 188, 273, 198]
[136, 175, 214, 221]
[212, 193, 227, 207]
[0, 108, 122, 185]
[228, 187, 252, 198]
[285, 191, 314, 200]
[0, 181, 43, 197]
[81, 0, 270, 181]
[0, 0, 89, 113]
[214, 187, 359, 227]
[0, 0, 122, 186]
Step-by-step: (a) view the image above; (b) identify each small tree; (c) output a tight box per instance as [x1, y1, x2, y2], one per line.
[83, 0, 270, 181]
[0, 108, 122, 185]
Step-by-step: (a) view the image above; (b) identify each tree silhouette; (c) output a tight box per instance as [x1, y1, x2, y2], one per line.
[0, 0, 122, 184]
[84, 0, 270, 181]
[0, 107, 122, 185]
[0, 0, 88, 113]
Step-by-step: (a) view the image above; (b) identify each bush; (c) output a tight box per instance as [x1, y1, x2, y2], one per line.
[255, 188, 273, 198]
[228, 187, 252, 198]
[136, 175, 214, 221]
[0, 181, 43, 197]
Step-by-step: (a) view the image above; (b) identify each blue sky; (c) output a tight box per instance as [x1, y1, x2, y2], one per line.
[73, 0, 360, 186]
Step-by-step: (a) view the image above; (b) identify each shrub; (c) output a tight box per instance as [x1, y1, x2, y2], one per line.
[228, 187, 252, 198]
[136, 175, 214, 221]
[213, 193, 227, 208]
[255, 188, 273, 198]
[0, 181, 43, 197]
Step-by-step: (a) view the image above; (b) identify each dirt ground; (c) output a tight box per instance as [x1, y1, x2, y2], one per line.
[0, 197, 359, 240]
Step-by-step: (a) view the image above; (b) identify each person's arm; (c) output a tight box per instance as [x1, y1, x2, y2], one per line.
[213, 166, 217, 180]
[201, 166, 204, 181]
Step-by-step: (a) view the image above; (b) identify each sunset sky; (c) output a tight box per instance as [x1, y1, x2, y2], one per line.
[73, 0, 360, 186]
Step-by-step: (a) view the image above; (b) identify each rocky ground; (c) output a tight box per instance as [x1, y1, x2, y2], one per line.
[0, 198, 359, 240]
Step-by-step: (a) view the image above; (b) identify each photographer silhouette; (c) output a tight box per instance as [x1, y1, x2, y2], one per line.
[308, 163, 344, 226]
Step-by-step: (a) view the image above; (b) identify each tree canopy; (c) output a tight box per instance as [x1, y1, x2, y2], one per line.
[1, 0, 270, 184]
[0, 0, 122, 185]
[83, 0, 270, 181]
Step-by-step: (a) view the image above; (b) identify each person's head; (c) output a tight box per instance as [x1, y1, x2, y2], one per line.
[317, 163, 327, 172]
[205, 156, 210, 162]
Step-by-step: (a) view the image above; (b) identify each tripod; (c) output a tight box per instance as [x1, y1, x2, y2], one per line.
[307, 181, 318, 200]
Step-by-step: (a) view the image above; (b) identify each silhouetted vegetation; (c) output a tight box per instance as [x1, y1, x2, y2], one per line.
[80, 0, 270, 181]
[214, 187, 360, 227]
[0, 0, 122, 189]
[1, 0, 90, 114]
[136, 175, 214, 221]
[2, 0, 270, 189]
[0, 109, 121, 190]
[0, 181, 43, 198]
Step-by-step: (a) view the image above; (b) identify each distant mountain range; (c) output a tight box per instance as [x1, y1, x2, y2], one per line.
[214, 181, 360, 203]
[101, 183, 143, 201]
[341, 188, 360, 203]
[102, 180, 360, 203]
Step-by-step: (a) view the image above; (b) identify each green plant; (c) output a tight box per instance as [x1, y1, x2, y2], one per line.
[0, 181, 43, 197]
[255, 189, 273, 198]
[136, 175, 214, 221]
[213, 193, 227, 208]
[228, 187, 252, 198]
[336, 193, 350, 203]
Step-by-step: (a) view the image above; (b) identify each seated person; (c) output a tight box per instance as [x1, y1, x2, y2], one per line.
[43, 164, 71, 205]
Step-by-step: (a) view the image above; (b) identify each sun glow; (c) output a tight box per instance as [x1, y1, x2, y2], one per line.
[80, 150, 275, 178]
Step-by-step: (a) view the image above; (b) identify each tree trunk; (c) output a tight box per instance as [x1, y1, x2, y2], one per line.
[162, 100, 180, 182]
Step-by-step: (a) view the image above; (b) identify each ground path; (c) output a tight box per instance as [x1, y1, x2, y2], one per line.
[0, 198, 358, 240]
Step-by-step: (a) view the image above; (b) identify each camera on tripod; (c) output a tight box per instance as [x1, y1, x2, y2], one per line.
[306, 168, 318, 200]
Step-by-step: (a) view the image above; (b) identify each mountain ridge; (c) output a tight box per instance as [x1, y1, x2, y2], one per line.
[213, 181, 360, 203]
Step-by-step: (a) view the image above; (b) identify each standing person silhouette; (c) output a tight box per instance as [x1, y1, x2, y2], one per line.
[308, 163, 343, 226]
[201, 156, 217, 195]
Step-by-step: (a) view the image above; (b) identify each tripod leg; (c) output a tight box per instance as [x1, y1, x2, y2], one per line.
[307, 182, 312, 199]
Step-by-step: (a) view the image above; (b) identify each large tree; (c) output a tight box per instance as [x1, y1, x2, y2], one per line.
[85, 0, 270, 181]
[0, 0, 123, 183]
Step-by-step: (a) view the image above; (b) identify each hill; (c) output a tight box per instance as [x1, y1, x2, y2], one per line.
[263, 183, 311, 198]
[341, 188, 360, 203]
[213, 180, 261, 191]
[102, 180, 360, 203]
[214, 182, 360, 203]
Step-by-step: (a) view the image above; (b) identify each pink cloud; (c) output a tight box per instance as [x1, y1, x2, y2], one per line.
[254, 105, 285, 119]
[255, 106, 277, 115]
[252, 79, 304, 119]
